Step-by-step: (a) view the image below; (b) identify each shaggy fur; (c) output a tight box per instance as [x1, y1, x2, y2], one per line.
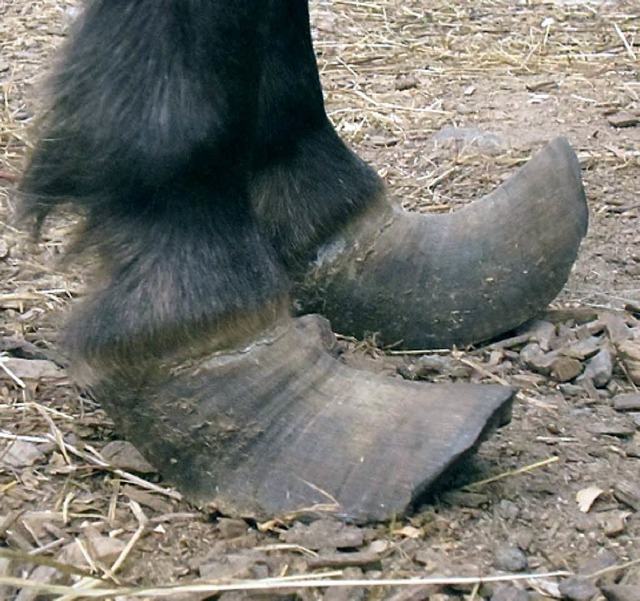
[19, 0, 287, 364]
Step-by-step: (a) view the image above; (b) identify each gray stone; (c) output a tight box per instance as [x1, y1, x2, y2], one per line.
[601, 584, 640, 601]
[581, 348, 613, 388]
[607, 112, 639, 128]
[522, 346, 557, 376]
[491, 585, 530, 601]
[1, 440, 44, 468]
[558, 576, 600, 601]
[577, 548, 619, 577]
[559, 383, 585, 397]
[498, 500, 520, 521]
[562, 336, 601, 360]
[0, 358, 63, 382]
[493, 544, 528, 572]
[586, 422, 635, 438]
[601, 312, 632, 344]
[280, 519, 364, 550]
[612, 393, 640, 412]
[613, 479, 640, 511]
[527, 319, 557, 351]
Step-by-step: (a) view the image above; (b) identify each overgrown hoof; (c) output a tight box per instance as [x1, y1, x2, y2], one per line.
[95, 316, 515, 523]
[294, 137, 588, 349]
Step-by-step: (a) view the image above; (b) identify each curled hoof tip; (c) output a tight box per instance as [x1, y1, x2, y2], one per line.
[296, 137, 588, 349]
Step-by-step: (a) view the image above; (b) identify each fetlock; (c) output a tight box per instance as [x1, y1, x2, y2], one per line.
[63, 205, 288, 384]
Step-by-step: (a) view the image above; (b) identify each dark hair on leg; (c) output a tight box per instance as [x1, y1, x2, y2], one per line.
[19, 0, 287, 370]
[250, 0, 384, 267]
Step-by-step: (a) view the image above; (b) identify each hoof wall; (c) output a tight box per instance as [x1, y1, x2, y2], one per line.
[96, 318, 515, 523]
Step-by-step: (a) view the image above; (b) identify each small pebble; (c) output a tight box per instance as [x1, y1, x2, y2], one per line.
[526, 79, 558, 93]
[414, 548, 443, 570]
[577, 548, 619, 585]
[385, 585, 440, 601]
[498, 499, 520, 521]
[602, 312, 632, 343]
[217, 518, 249, 539]
[582, 348, 613, 388]
[13, 109, 31, 121]
[280, 519, 364, 550]
[414, 355, 449, 375]
[559, 383, 584, 397]
[558, 576, 600, 601]
[199, 553, 257, 581]
[612, 393, 640, 412]
[598, 512, 628, 537]
[493, 544, 528, 572]
[607, 112, 639, 128]
[600, 584, 639, 601]
[394, 74, 419, 91]
[586, 422, 635, 438]
[433, 126, 504, 151]
[512, 531, 534, 552]
[527, 319, 557, 350]
[551, 356, 583, 382]
[307, 550, 382, 570]
[521, 346, 556, 375]
[626, 444, 640, 457]
[101, 440, 157, 473]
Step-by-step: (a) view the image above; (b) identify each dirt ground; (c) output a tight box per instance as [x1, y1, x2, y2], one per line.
[1, 1, 639, 599]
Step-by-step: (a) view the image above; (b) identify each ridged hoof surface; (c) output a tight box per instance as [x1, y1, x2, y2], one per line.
[95, 317, 515, 523]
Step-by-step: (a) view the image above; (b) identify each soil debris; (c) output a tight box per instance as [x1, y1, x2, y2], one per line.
[279, 520, 365, 551]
